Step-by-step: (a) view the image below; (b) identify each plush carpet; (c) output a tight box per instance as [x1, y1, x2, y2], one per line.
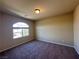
[0, 40, 79, 59]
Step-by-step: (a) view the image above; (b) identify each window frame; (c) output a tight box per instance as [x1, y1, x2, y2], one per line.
[13, 22, 30, 39]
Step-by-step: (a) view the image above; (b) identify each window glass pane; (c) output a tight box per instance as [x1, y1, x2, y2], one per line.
[13, 22, 30, 39]
[23, 29, 29, 37]
[13, 22, 29, 27]
[13, 29, 22, 39]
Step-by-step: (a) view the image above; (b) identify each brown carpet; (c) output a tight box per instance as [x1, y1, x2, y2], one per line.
[0, 40, 79, 59]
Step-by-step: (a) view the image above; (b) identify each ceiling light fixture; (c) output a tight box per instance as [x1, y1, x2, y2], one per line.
[34, 9, 40, 14]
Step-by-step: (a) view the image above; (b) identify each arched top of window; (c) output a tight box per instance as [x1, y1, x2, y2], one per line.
[13, 22, 29, 27]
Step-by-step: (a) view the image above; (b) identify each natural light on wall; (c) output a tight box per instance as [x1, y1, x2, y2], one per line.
[13, 22, 29, 39]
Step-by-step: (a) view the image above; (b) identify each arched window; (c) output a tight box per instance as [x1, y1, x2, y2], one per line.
[13, 22, 29, 39]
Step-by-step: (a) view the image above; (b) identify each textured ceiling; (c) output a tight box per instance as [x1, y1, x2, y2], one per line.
[2, 0, 79, 20]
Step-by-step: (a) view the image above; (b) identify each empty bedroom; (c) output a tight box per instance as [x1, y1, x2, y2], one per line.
[0, 0, 79, 59]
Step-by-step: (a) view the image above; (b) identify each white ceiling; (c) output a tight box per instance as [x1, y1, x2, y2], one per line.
[2, 0, 79, 20]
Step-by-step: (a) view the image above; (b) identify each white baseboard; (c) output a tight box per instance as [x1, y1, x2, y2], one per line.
[39, 40, 74, 48]
[74, 46, 79, 55]
[51, 42, 74, 48]
[0, 39, 33, 53]
[0, 39, 74, 53]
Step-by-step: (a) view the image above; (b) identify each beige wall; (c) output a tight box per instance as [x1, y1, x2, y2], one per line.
[0, 12, 35, 52]
[0, 12, 3, 50]
[36, 13, 74, 47]
[74, 5, 79, 54]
